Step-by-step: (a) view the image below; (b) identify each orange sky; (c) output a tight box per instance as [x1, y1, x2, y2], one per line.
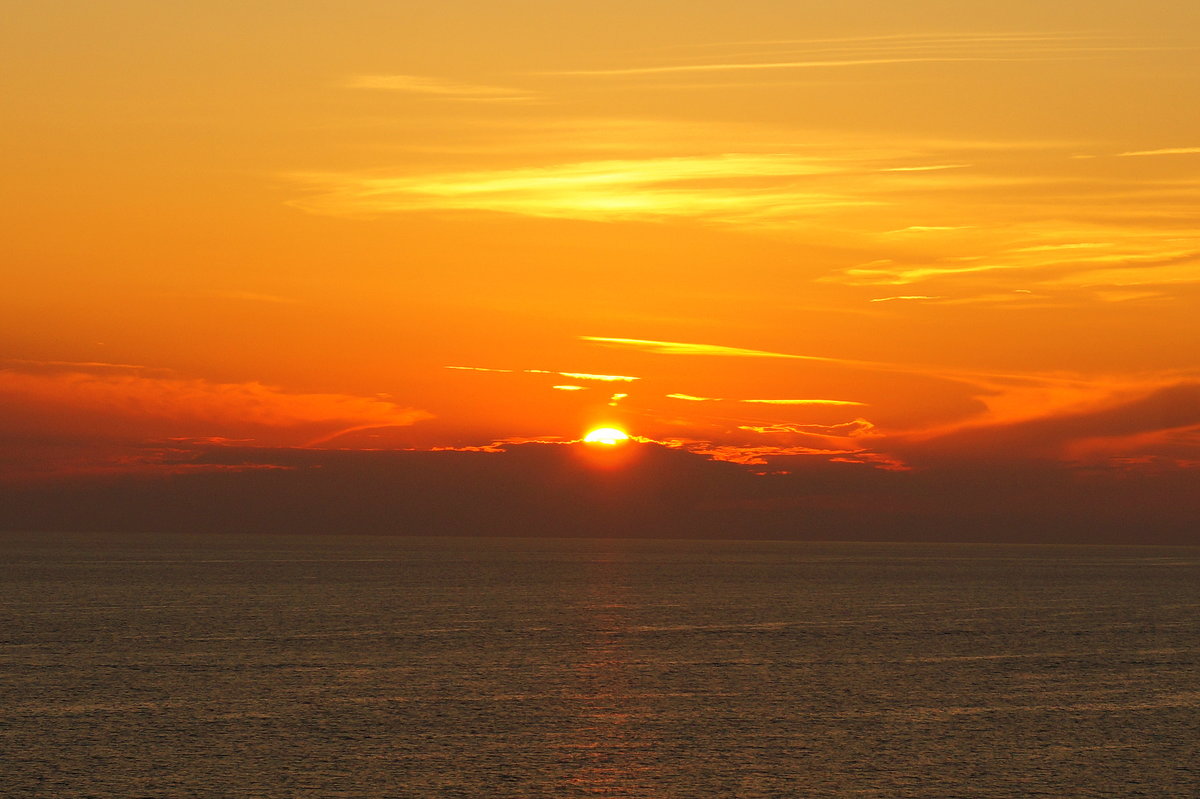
[2, 2, 1198, 539]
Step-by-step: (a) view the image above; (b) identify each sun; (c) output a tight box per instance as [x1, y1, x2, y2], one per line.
[583, 427, 630, 445]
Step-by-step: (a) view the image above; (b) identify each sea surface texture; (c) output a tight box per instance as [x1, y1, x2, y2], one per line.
[2, 534, 1197, 798]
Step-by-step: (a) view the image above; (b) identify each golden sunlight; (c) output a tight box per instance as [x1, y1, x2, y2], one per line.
[583, 427, 630, 445]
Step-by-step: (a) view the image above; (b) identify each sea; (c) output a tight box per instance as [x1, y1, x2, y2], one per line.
[2, 533, 1197, 798]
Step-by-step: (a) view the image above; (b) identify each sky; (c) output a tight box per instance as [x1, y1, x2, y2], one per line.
[2, 1, 1199, 542]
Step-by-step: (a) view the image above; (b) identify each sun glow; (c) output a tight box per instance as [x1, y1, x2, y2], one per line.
[583, 427, 630, 445]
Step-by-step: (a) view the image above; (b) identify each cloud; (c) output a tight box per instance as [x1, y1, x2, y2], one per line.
[1117, 147, 1200, 157]
[824, 234, 1200, 288]
[739, 419, 876, 436]
[579, 337, 1142, 429]
[674, 32, 1130, 51]
[446, 365, 515, 373]
[879, 164, 971, 172]
[830, 260, 1019, 286]
[545, 32, 1153, 79]
[448, 365, 640, 382]
[677, 442, 890, 467]
[0, 361, 430, 475]
[547, 56, 1071, 77]
[893, 382, 1200, 464]
[886, 226, 973, 233]
[654, 380, 1200, 486]
[1011, 242, 1113, 253]
[869, 295, 943, 303]
[582, 335, 842, 362]
[6, 439, 1194, 543]
[289, 154, 866, 225]
[554, 371, 639, 382]
[285, 120, 1091, 240]
[344, 74, 535, 102]
[1042, 250, 1200, 289]
[742, 398, 866, 406]
[2, 358, 148, 373]
[665, 392, 865, 405]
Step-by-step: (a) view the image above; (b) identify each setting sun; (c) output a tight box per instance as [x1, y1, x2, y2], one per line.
[583, 427, 630, 445]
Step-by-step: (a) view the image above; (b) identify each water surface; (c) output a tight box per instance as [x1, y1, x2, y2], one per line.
[2, 534, 1197, 797]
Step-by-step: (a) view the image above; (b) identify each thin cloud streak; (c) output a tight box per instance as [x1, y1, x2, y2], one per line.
[1118, 147, 1200, 157]
[345, 74, 536, 102]
[548, 371, 639, 382]
[881, 164, 971, 172]
[547, 56, 1085, 77]
[826, 237, 1200, 288]
[886, 226, 974, 233]
[870, 295, 943, 303]
[662, 394, 867, 406]
[448, 366, 639, 382]
[671, 32, 1124, 49]
[582, 336, 843, 362]
[743, 399, 866, 406]
[593, 32, 1156, 81]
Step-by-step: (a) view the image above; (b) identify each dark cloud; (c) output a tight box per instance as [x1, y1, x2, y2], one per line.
[893, 382, 1200, 462]
[2, 440, 1196, 544]
[0, 361, 430, 475]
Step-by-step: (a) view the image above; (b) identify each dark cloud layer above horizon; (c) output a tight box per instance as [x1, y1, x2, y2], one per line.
[3, 442, 1196, 545]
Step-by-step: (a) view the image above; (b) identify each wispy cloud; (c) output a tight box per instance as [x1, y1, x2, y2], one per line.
[665, 440, 909, 470]
[1011, 242, 1112, 252]
[344, 74, 536, 102]
[288, 116, 1086, 234]
[0, 363, 425, 429]
[892, 383, 1200, 464]
[544, 371, 639, 382]
[666, 32, 1132, 50]
[869, 295, 943, 303]
[742, 398, 866, 406]
[0, 361, 431, 473]
[447, 365, 639, 382]
[290, 154, 867, 224]
[580, 335, 1200, 447]
[582, 336, 841, 361]
[2, 357, 149, 373]
[831, 261, 1020, 286]
[580, 335, 1000, 385]
[880, 164, 971, 172]
[825, 230, 1200, 288]
[739, 420, 876, 436]
[547, 56, 1074, 77]
[886, 226, 974, 233]
[666, 393, 864, 406]
[547, 32, 1152, 79]
[1117, 147, 1200, 157]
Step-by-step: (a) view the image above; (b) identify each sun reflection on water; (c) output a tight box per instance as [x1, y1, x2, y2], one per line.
[561, 552, 663, 797]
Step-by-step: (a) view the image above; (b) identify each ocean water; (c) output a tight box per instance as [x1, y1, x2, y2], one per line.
[1, 533, 1197, 798]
